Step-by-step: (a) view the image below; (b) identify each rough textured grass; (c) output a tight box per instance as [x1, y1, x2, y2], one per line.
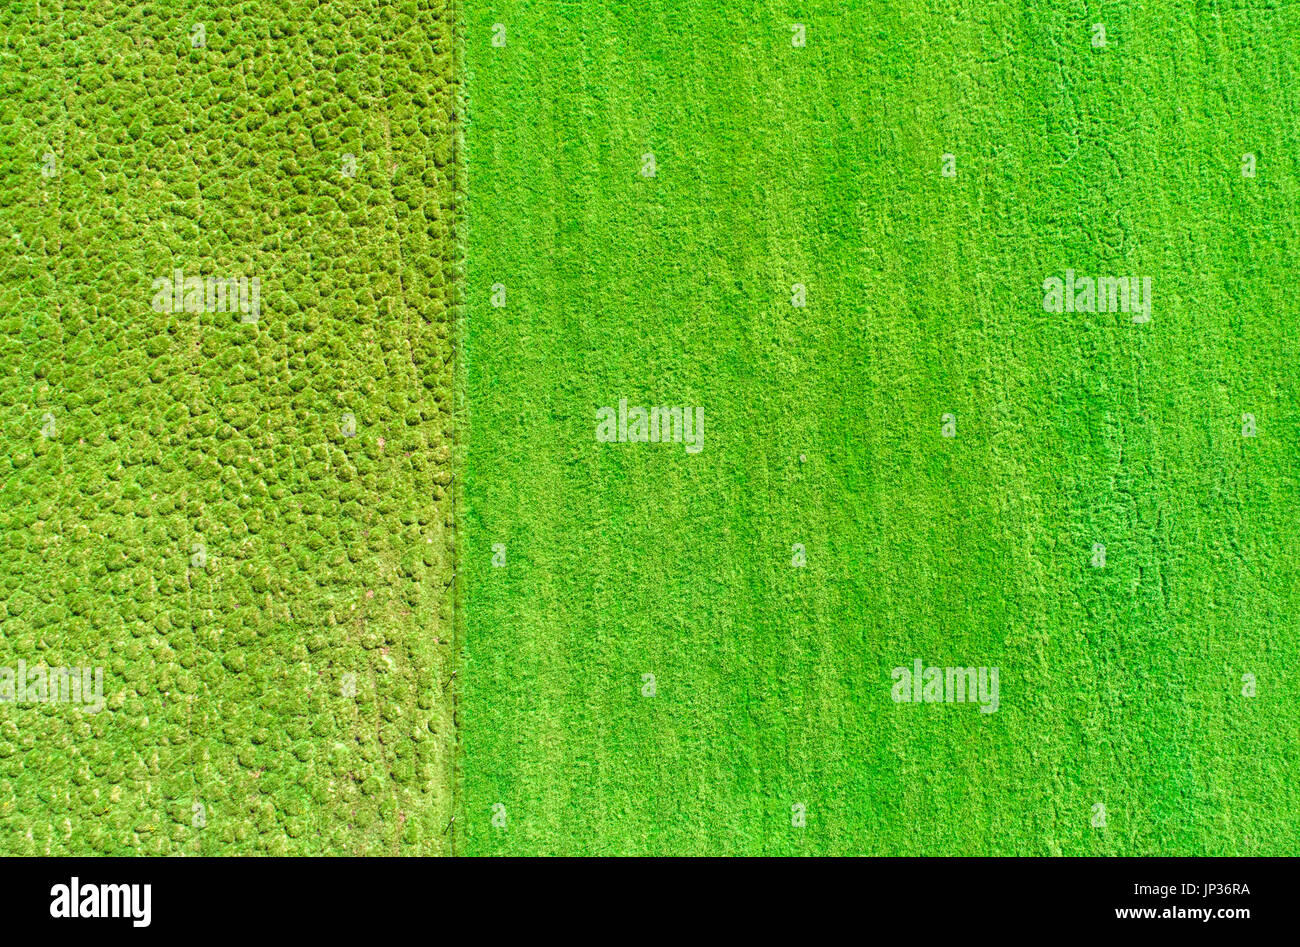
[3, 0, 1298, 859]
[0, 1, 456, 854]
[458, 2, 1300, 854]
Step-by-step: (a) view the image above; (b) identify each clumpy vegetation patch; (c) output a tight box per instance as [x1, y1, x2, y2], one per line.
[458, 3, 1299, 854]
[0, 1, 457, 854]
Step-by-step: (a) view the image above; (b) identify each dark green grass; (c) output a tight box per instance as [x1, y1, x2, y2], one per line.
[458, 1, 1300, 854]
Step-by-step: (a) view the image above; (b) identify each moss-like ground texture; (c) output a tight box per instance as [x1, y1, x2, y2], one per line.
[0, 1, 457, 854]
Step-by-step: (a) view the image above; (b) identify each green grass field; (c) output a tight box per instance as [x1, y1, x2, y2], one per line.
[0, 0, 456, 854]
[2, 0, 1298, 857]
[457, 2, 1300, 854]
